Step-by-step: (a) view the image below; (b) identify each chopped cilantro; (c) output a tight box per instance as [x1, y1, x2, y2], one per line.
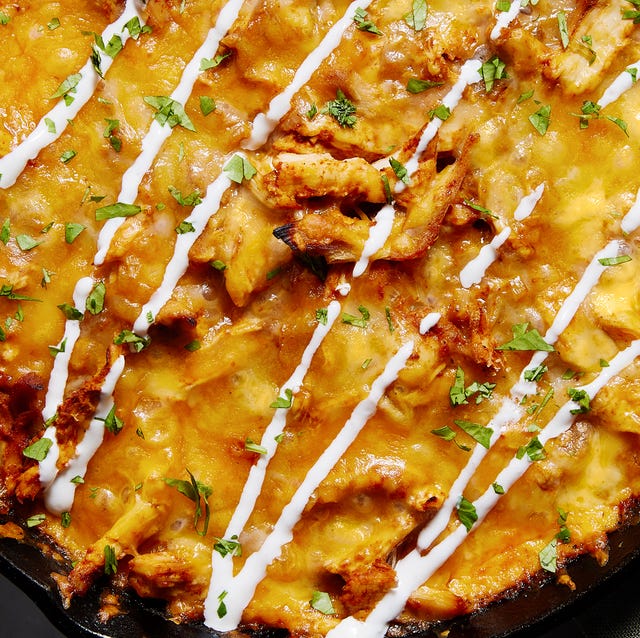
[557, 11, 569, 48]
[310, 591, 335, 615]
[567, 388, 590, 414]
[428, 104, 451, 121]
[64, 222, 85, 244]
[57, 303, 83, 320]
[60, 149, 76, 163]
[270, 388, 294, 409]
[404, 0, 428, 30]
[23, 438, 53, 462]
[122, 16, 152, 40]
[223, 154, 257, 183]
[406, 78, 443, 94]
[245, 438, 268, 455]
[389, 158, 409, 184]
[454, 419, 494, 449]
[95, 202, 141, 221]
[104, 544, 118, 575]
[480, 56, 507, 92]
[97, 405, 124, 434]
[456, 495, 478, 532]
[200, 52, 231, 71]
[353, 7, 382, 34]
[163, 469, 212, 536]
[16, 234, 41, 251]
[322, 89, 357, 128]
[144, 96, 196, 131]
[113, 329, 150, 352]
[50, 73, 82, 101]
[539, 538, 557, 573]
[316, 308, 328, 325]
[86, 281, 106, 315]
[169, 185, 203, 206]
[517, 436, 546, 462]
[200, 95, 216, 116]
[341, 306, 370, 328]
[598, 255, 631, 266]
[498, 323, 554, 352]
[529, 104, 551, 135]
[26, 513, 46, 528]
[214, 535, 242, 558]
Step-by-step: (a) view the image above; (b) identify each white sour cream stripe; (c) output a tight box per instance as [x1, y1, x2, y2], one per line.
[353, 58, 482, 278]
[245, 0, 373, 149]
[204, 341, 415, 631]
[132, 170, 233, 335]
[418, 237, 627, 555]
[490, 1, 523, 41]
[209, 301, 341, 595]
[460, 184, 545, 288]
[328, 338, 640, 638]
[622, 186, 640, 234]
[94, 0, 247, 265]
[39, 277, 95, 487]
[0, 0, 145, 189]
[460, 227, 511, 288]
[38, 0, 248, 490]
[598, 59, 640, 109]
[43, 356, 126, 514]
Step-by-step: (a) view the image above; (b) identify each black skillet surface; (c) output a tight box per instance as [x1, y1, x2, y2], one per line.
[2, 510, 640, 638]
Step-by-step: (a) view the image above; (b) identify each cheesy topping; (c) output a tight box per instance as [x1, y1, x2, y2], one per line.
[1, 1, 640, 637]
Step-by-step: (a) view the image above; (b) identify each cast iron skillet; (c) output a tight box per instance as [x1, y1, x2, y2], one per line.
[2, 506, 640, 638]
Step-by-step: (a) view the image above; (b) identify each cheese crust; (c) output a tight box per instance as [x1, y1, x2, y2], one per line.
[1, 0, 640, 636]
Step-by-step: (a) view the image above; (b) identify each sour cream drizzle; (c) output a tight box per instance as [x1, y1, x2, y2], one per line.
[327, 337, 640, 638]
[460, 184, 544, 288]
[598, 59, 640, 109]
[29, 1, 640, 632]
[621, 186, 640, 234]
[208, 301, 341, 592]
[38, 0, 247, 490]
[39, 277, 94, 487]
[244, 0, 374, 150]
[490, 1, 523, 41]
[44, 356, 126, 514]
[94, 0, 247, 265]
[0, 0, 145, 189]
[132, 170, 233, 335]
[205, 340, 415, 631]
[353, 58, 483, 278]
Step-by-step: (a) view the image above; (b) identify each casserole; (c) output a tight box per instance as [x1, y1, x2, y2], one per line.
[1, 1, 640, 636]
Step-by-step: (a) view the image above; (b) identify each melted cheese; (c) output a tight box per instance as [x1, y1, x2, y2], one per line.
[1, 1, 640, 637]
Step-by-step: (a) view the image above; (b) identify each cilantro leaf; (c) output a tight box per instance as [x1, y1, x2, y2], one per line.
[223, 154, 257, 183]
[164, 469, 212, 536]
[406, 78, 443, 94]
[23, 438, 53, 461]
[144, 95, 196, 131]
[169, 185, 203, 206]
[454, 419, 494, 449]
[497, 323, 554, 352]
[322, 89, 357, 128]
[404, 0, 428, 30]
[529, 104, 551, 135]
[95, 202, 141, 221]
[353, 7, 382, 34]
[456, 495, 478, 532]
[539, 538, 557, 573]
[310, 591, 335, 615]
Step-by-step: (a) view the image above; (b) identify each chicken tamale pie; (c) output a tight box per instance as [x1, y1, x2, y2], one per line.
[1, 0, 640, 636]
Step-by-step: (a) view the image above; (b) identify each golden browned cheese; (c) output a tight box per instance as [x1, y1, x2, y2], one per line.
[1, 0, 640, 636]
